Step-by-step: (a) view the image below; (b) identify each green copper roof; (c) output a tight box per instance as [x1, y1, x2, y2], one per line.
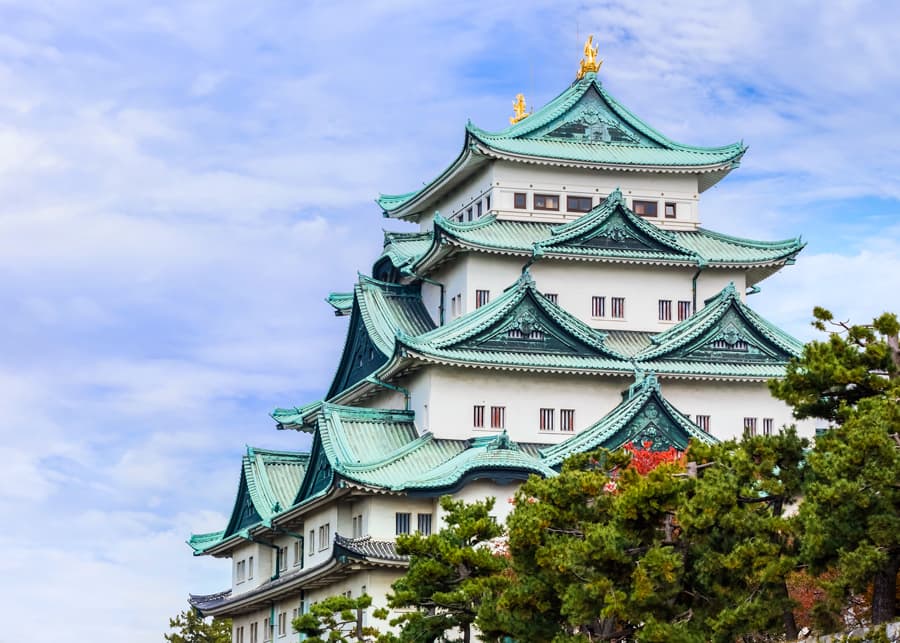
[189, 447, 310, 554]
[379, 73, 745, 218]
[380, 192, 803, 275]
[326, 292, 354, 316]
[541, 373, 716, 467]
[377, 231, 434, 272]
[398, 270, 630, 372]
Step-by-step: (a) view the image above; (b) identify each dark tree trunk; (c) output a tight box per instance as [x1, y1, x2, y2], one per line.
[781, 581, 799, 641]
[462, 622, 471, 643]
[871, 552, 900, 624]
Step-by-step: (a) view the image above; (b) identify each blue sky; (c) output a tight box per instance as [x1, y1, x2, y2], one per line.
[1, 2, 899, 641]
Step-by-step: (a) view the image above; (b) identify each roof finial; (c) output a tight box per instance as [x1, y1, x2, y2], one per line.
[576, 34, 602, 80]
[509, 93, 530, 125]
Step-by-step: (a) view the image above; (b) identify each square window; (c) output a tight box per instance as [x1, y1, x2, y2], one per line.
[490, 406, 506, 429]
[658, 299, 672, 321]
[475, 289, 490, 308]
[473, 405, 485, 428]
[591, 296, 606, 318]
[513, 192, 527, 209]
[417, 513, 432, 536]
[633, 200, 658, 217]
[560, 409, 575, 432]
[678, 300, 692, 321]
[396, 512, 411, 535]
[665, 202, 677, 218]
[539, 408, 554, 431]
[566, 195, 592, 212]
[534, 194, 560, 210]
[611, 297, 625, 318]
[743, 417, 758, 438]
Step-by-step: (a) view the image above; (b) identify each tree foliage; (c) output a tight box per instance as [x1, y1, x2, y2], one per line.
[387, 496, 507, 643]
[292, 593, 391, 643]
[164, 604, 231, 643]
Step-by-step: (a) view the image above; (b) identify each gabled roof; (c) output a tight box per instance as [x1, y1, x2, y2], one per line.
[380, 192, 803, 279]
[295, 404, 553, 499]
[326, 276, 436, 399]
[397, 270, 630, 372]
[189, 447, 309, 554]
[541, 373, 715, 467]
[633, 283, 803, 378]
[379, 72, 745, 220]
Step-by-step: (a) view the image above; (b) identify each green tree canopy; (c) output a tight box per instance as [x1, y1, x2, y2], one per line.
[292, 593, 391, 643]
[164, 604, 231, 643]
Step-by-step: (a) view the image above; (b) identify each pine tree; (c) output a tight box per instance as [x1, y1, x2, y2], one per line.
[164, 604, 231, 643]
[292, 593, 392, 643]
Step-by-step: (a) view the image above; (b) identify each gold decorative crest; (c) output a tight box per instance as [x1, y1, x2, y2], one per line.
[576, 35, 602, 79]
[510, 93, 530, 125]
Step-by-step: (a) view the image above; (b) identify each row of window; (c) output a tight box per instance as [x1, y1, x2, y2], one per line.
[470, 290, 692, 323]
[235, 556, 254, 583]
[396, 512, 433, 535]
[659, 299, 693, 322]
[234, 611, 287, 642]
[591, 295, 626, 319]
[744, 417, 776, 437]
[456, 194, 492, 222]
[512, 192, 679, 219]
[474, 405, 577, 431]
[308, 523, 331, 555]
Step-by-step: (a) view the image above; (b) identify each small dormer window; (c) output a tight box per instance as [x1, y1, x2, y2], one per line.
[633, 200, 657, 217]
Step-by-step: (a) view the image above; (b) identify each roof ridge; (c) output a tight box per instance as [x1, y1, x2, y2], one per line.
[692, 226, 804, 249]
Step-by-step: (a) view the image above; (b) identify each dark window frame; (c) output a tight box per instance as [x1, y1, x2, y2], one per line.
[566, 195, 593, 212]
[633, 200, 658, 217]
[664, 202, 677, 218]
[534, 194, 560, 211]
[513, 192, 527, 209]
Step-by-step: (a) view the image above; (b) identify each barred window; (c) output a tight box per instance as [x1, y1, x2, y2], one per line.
[591, 296, 606, 318]
[611, 297, 625, 318]
[695, 415, 710, 432]
[417, 513, 432, 536]
[475, 289, 490, 308]
[514, 192, 527, 209]
[744, 417, 758, 438]
[473, 405, 485, 428]
[658, 299, 672, 321]
[763, 418, 774, 436]
[560, 409, 575, 432]
[678, 300, 692, 321]
[490, 406, 506, 429]
[539, 408, 554, 431]
[544, 293, 559, 304]
[567, 195, 592, 212]
[395, 512, 411, 535]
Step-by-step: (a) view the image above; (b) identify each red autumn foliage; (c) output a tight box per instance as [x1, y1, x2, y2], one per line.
[622, 441, 684, 475]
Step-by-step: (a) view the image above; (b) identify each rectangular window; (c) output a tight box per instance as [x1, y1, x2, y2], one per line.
[475, 289, 490, 308]
[236, 625, 244, 643]
[473, 405, 485, 428]
[534, 194, 560, 210]
[539, 408, 554, 431]
[658, 299, 672, 321]
[308, 529, 315, 555]
[695, 415, 710, 432]
[743, 417, 758, 438]
[466, 207, 473, 221]
[278, 546, 287, 572]
[417, 513, 432, 536]
[318, 524, 330, 551]
[566, 195, 592, 212]
[560, 409, 575, 432]
[248, 555, 254, 579]
[278, 612, 286, 637]
[633, 200, 658, 217]
[490, 406, 506, 429]
[476, 201, 483, 217]
[236, 559, 245, 583]
[763, 418, 774, 436]
[677, 300, 692, 321]
[293, 541, 301, 566]
[665, 202, 677, 218]
[250, 622, 258, 643]
[591, 296, 606, 318]
[264, 618, 272, 642]
[611, 297, 625, 319]
[513, 192, 527, 209]
[396, 512, 411, 535]
[485, 195, 491, 210]
[544, 293, 558, 304]
[352, 514, 364, 538]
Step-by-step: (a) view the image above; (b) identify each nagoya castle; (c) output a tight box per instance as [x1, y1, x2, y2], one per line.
[188, 37, 813, 641]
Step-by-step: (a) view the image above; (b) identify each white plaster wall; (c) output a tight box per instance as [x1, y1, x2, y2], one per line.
[659, 378, 817, 441]
[425, 365, 629, 442]
[430, 165, 495, 226]
[230, 542, 270, 596]
[491, 161, 701, 228]
[442, 479, 522, 527]
[305, 569, 401, 635]
[363, 495, 435, 540]
[303, 505, 339, 569]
